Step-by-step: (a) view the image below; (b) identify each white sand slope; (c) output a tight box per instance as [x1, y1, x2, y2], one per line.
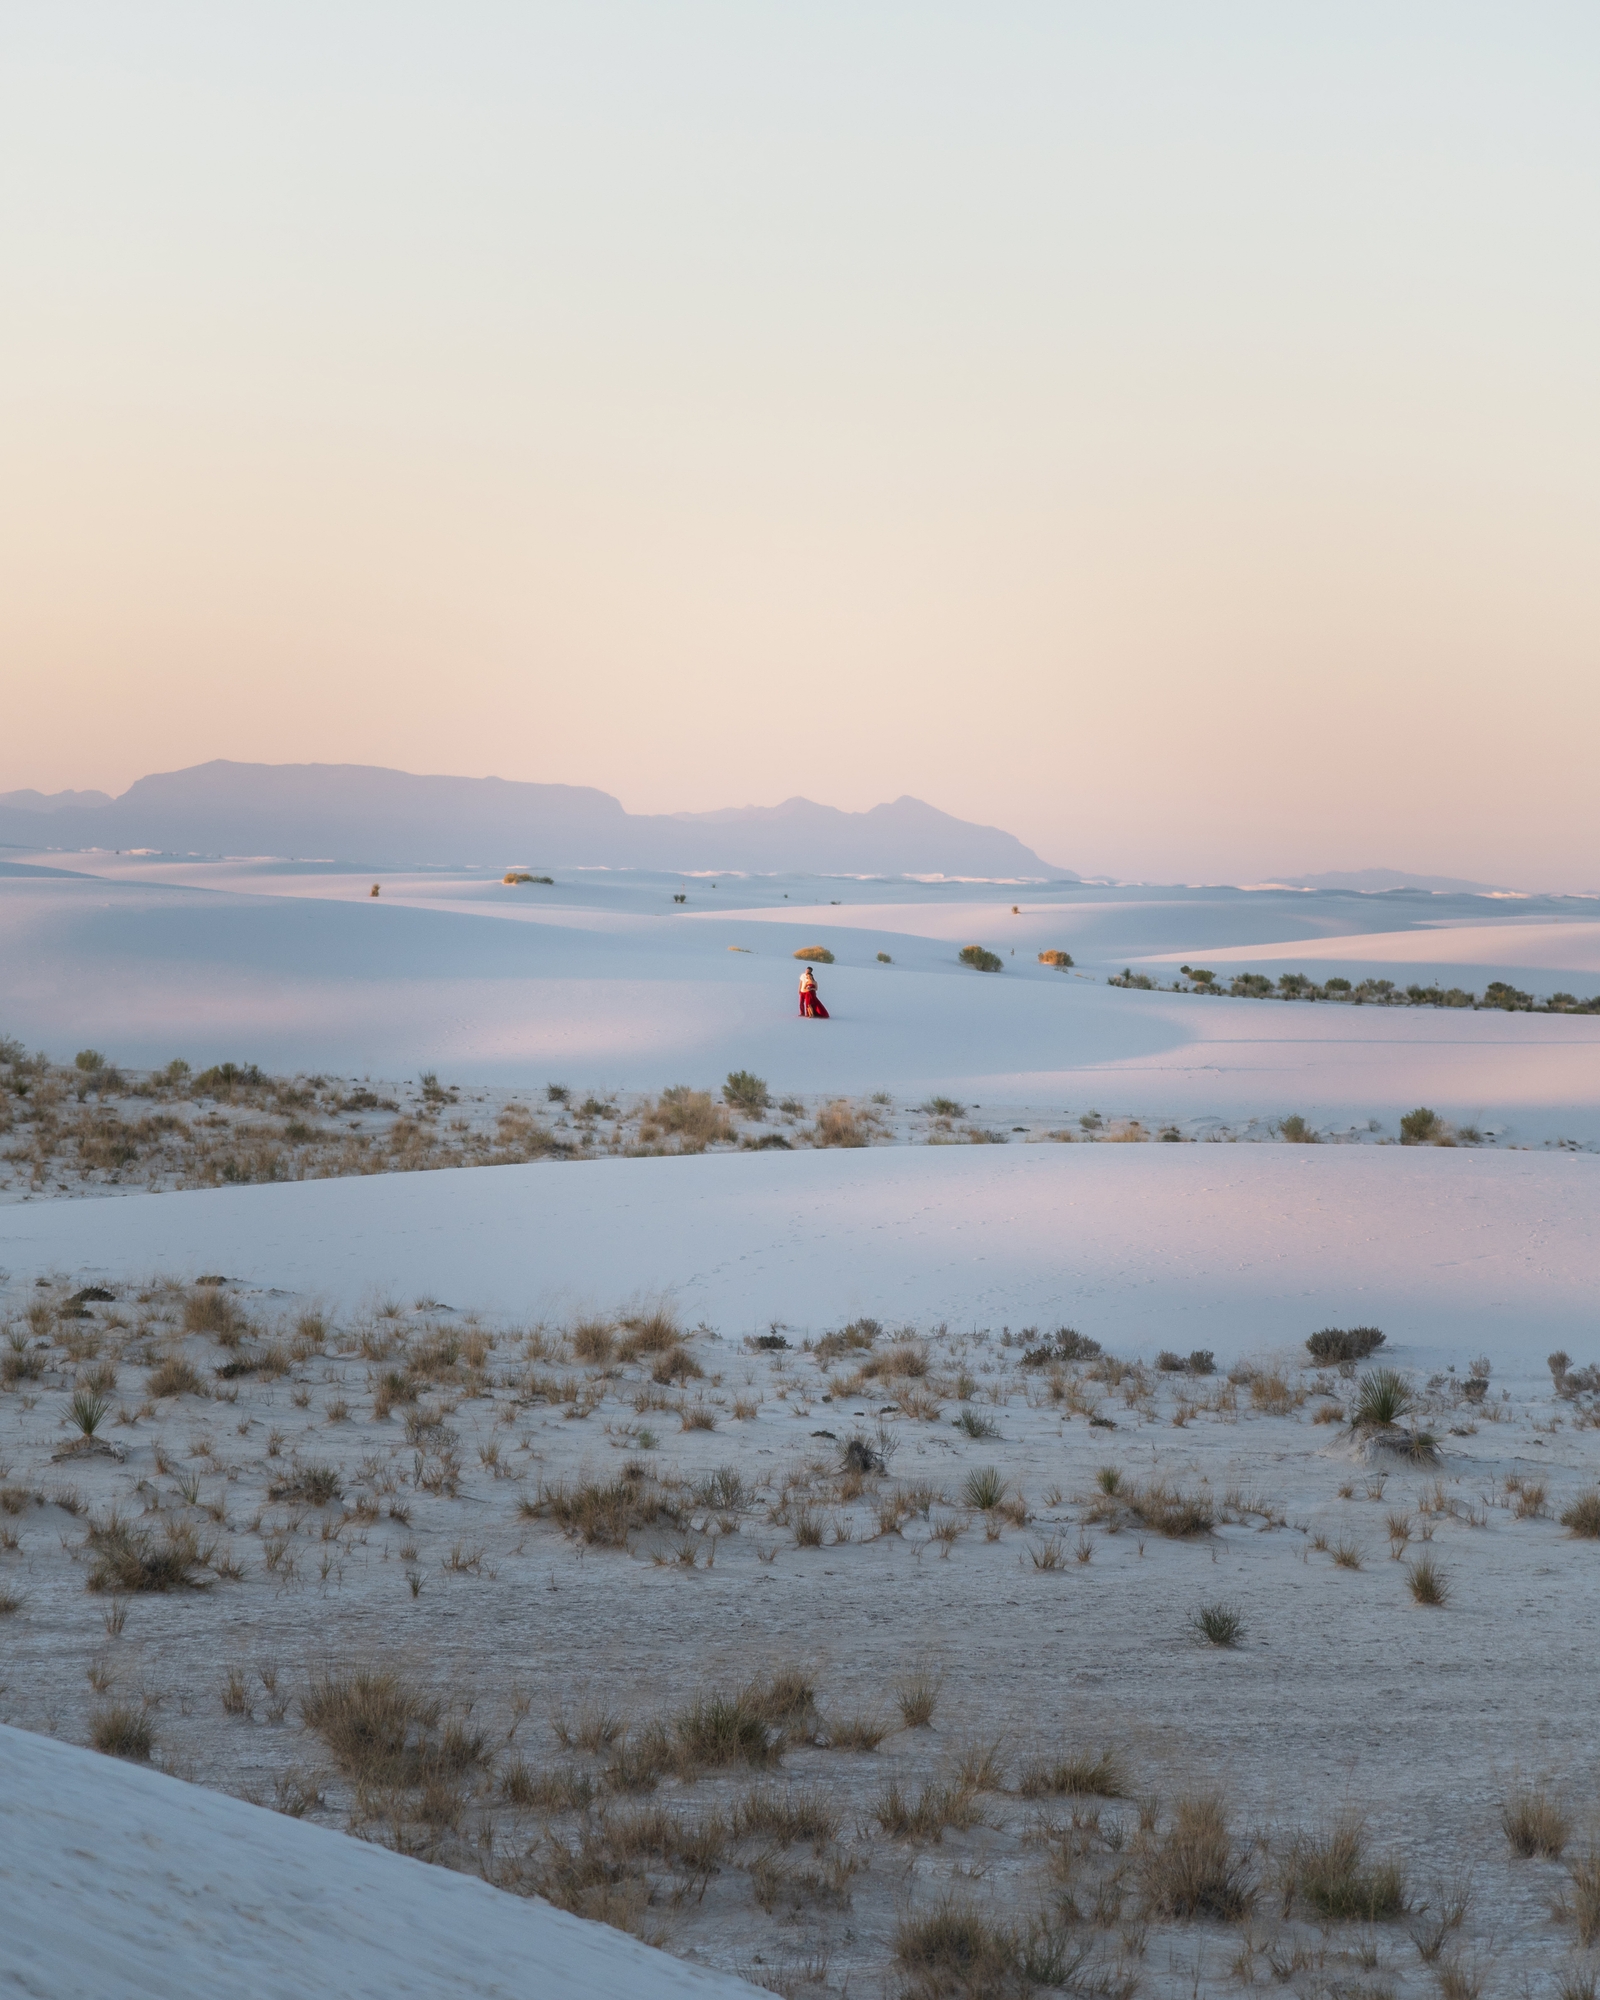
[0, 1722, 763, 2000]
[3, 1145, 1595, 1376]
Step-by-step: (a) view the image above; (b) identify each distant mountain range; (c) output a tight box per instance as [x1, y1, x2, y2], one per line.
[0, 762, 1073, 879]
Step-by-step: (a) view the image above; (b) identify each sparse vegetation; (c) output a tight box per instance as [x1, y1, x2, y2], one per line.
[957, 945, 1003, 973]
[1307, 1325, 1386, 1364]
[89, 1702, 153, 1761]
[1502, 1782, 1569, 1859]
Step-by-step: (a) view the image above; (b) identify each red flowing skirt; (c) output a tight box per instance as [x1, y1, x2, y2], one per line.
[799, 990, 829, 1018]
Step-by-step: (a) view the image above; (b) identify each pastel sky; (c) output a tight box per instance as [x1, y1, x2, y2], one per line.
[3, 4, 1597, 886]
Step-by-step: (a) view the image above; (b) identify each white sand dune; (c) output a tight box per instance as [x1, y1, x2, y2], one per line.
[3, 856, 1599, 1137]
[0, 1723, 763, 1998]
[3, 1145, 1594, 1376]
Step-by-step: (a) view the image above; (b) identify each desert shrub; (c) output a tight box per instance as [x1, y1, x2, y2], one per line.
[1400, 1106, 1442, 1144]
[1291, 1818, 1408, 1919]
[1502, 1782, 1569, 1859]
[1157, 1349, 1215, 1376]
[1192, 1601, 1244, 1647]
[877, 951, 891, 963]
[963, 1467, 1005, 1511]
[90, 1702, 153, 1760]
[813, 1100, 875, 1148]
[651, 1345, 703, 1385]
[74, 1049, 106, 1073]
[1279, 1114, 1318, 1143]
[637, 1087, 731, 1152]
[956, 1409, 999, 1440]
[1037, 949, 1073, 968]
[793, 946, 834, 964]
[1306, 1325, 1385, 1364]
[1019, 1327, 1101, 1367]
[147, 1354, 208, 1400]
[1560, 1490, 1600, 1538]
[531, 1468, 684, 1546]
[1143, 1792, 1253, 1919]
[1354, 1367, 1414, 1427]
[921, 1096, 965, 1117]
[958, 945, 1002, 973]
[1406, 1554, 1449, 1605]
[722, 1070, 770, 1116]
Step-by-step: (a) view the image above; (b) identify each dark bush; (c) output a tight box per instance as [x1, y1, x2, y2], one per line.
[1306, 1326, 1386, 1365]
[958, 945, 1003, 973]
[1020, 1327, 1102, 1368]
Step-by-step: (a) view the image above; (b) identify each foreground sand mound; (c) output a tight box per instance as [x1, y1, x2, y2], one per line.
[0, 1723, 762, 2000]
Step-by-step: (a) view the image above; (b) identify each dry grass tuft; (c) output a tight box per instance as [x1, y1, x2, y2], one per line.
[1407, 1554, 1450, 1605]
[89, 1701, 154, 1760]
[1289, 1817, 1408, 1919]
[569, 1318, 615, 1364]
[1502, 1782, 1570, 1859]
[895, 1668, 941, 1729]
[1126, 1479, 1213, 1537]
[146, 1354, 209, 1400]
[1017, 1748, 1125, 1798]
[874, 1778, 981, 1841]
[84, 1509, 210, 1593]
[302, 1665, 444, 1784]
[1141, 1791, 1253, 1920]
[1560, 1489, 1600, 1538]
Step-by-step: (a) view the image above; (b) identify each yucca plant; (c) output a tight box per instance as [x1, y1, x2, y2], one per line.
[1354, 1367, 1413, 1428]
[963, 1466, 1005, 1511]
[68, 1386, 110, 1438]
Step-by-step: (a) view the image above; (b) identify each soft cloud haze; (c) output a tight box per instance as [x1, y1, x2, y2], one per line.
[2, 4, 1597, 885]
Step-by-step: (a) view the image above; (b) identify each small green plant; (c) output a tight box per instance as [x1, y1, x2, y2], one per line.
[1400, 1106, 1442, 1144]
[1407, 1554, 1449, 1605]
[963, 1466, 1005, 1511]
[1353, 1367, 1413, 1428]
[876, 951, 891, 963]
[1192, 1601, 1244, 1647]
[723, 1070, 771, 1116]
[958, 945, 1002, 973]
[1278, 1114, 1318, 1143]
[956, 1409, 999, 1440]
[74, 1049, 106, 1073]
[921, 1095, 965, 1117]
[1096, 1465, 1122, 1495]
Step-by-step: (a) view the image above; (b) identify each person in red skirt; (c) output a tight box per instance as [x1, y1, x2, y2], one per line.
[798, 966, 830, 1018]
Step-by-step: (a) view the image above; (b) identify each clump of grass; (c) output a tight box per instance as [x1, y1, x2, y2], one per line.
[956, 1409, 1000, 1440]
[963, 1466, 1005, 1511]
[874, 1779, 981, 1841]
[1502, 1782, 1569, 1859]
[1407, 1554, 1450, 1605]
[1127, 1479, 1213, 1537]
[732, 1785, 842, 1848]
[90, 1702, 153, 1761]
[568, 1318, 615, 1364]
[1561, 1853, 1600, 1948]
[1560, 1489, 1600, 1538]
[1192, 1601, 1244, 1647]
[821, 1710, 887, 1752]
[673, 1687, 781, 1769]
[895, 1668, 941, 1728]
[266, 1462, 342, 1505]
[302, 1664, 440, 1783]
[1142, 1791, 1253, 1919]
[84, 1509, 210, 1593]
[1017, 1748, 1125, 1798]
[500, 1758, 594, 1813]
[146, 1354, 208, 1400]
[1290, 1818, 1408, 1919]
[894, 1900, 1019, 1986]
